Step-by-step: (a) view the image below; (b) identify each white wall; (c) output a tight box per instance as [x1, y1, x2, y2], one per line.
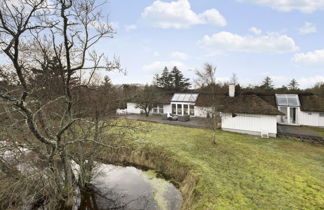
[298, 110, 324, 127]
[195, 106, 212, 118]
[320, 114, 324, 127]
[221, 113, 277, 137]
[127, 103, 171, 115]
[126, 102, 142, 114]
[164, 104, 171, 114]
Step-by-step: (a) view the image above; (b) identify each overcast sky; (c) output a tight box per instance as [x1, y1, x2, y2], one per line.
[88, 0, 323, 88]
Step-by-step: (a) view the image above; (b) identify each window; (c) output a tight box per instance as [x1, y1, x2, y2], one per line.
[153, 104, 163, 114]
[275, 94, 300, 107]
[184, 104, 188, 115]
[177, 104, 182, 115]
[172, 104, 176, 114]
[308, 112, 312, 115]
[171, 93, 199, 103]
[279, 106, 287, 115]
[190, 105, 194, 116]
[159, 104, 164, 114]
[278, 106, 288, 123]
[320, 113, 324, 117]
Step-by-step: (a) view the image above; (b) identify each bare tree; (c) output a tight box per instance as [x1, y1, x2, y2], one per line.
[135, 85, 160, 117]
[230, 73, 238, 85]
[195, 63, 220, 144]
[0, 0, 126, 209]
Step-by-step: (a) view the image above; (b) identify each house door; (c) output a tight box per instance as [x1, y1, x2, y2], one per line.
[290, 107, 297, 124]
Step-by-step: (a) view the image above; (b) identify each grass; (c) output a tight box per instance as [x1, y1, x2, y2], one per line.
[306, 126, 324, 138]
[124, 120, 324, 209]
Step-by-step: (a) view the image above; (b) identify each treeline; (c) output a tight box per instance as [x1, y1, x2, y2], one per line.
[0, 57, 122, 122]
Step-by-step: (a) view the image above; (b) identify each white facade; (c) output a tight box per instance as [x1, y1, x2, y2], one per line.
[170, 102, 195, 116]
[126, 102, 171, 115]
[163, 104, 172, 114]
[221, 113, 278, 137]
[170, 93, 198, 117]
[298, 110, 324, 127]
[126, 103, 142, 114]
[194, 106, 212, 118]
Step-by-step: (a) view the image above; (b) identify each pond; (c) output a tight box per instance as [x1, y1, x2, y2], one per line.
[78, 164, 183, 210]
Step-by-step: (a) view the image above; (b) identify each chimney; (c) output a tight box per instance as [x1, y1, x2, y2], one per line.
[229, 84, 235, 97]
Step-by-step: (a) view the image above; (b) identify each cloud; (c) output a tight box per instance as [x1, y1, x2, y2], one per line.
[125, 24, 137, 32]
[142, 60, 187, 72]
[249, 27, 262, 35]
[153, 51, 160, 57]
[198, 31, 299, 54]
[238, 0, 324, 13]
[170, 51, 189, 60]
[298, 22, 316, 34]
[298, 76, 324, 88]
[141, 0, 226, 29]
[292, 49, 324, 66]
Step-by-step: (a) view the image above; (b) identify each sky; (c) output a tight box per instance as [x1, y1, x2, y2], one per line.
[81, 0, 323, 88]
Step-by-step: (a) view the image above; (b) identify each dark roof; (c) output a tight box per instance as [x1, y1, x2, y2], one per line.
[257, 95, 277, 107]
[128, 92, 173, 104]
[219, 95, 284, 116]
[159, 93, 174, 104]
[299, 95, 324, 112]
[196, 93, 284, 115]
[195, 93, 225, 107]
[257, 93, 324, 113]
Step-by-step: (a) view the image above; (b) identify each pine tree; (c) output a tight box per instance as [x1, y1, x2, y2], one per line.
[288, 79, 299, 90]
[170, 66, 191, 91]
[154, 66, 191, 91]
[260, 76, 274, 90]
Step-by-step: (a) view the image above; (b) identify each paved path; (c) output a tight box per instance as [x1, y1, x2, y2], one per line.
[278, 125, 321, 137]
[120, 114, 210, 129]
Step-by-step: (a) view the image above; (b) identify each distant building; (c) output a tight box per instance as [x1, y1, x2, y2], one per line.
[126, 85, 324, 138]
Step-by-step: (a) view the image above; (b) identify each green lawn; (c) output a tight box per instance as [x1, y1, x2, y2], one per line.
[306, 126, 324, 138]
[128, 121, 324, 209]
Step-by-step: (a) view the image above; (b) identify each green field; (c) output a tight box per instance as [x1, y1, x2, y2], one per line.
[128, 121, 324, 209]
[305, 126, 324, 138]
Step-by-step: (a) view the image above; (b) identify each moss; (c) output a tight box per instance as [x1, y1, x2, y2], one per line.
[143, 170, 169, 210]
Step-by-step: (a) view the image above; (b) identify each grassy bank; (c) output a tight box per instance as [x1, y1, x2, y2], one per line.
[109, 120, 324, 209]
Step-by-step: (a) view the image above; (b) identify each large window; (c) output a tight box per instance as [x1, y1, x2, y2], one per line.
[158, 104, 163, 114]
[190, 105, 194, 116]
[275, 94, 300, 107]
[278, 106, 288, 123]
[177, 104, 182, 115]
[172, 104, 176, 114]
[184, 104, 188, 115]
[171, 93, 199, 103]
[153, 104, 164, 114]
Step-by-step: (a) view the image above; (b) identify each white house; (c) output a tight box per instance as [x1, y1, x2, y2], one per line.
[218, 93, 283, 138]
[126, 92, 173, 115]
[125, 85, 324, 137]
[274, 94, 324, 127]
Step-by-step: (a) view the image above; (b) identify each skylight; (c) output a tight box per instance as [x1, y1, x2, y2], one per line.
[171, 93, 199, 103]
[275, 94, 300, 107]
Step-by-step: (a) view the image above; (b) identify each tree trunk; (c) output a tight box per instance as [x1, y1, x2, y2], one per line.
[145, 109, 149, 117]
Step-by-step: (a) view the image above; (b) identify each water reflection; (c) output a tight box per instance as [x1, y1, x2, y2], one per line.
[79, 164, 182, 210]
